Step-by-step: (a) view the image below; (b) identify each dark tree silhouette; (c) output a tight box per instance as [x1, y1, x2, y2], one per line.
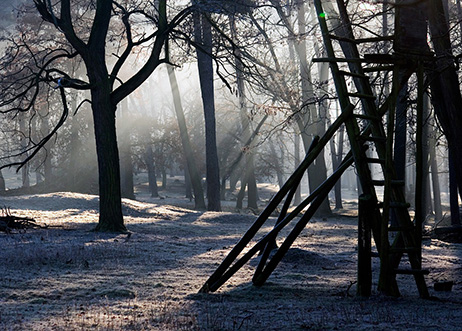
[0, 1, 194, 231]
[193, 7, 221, 211]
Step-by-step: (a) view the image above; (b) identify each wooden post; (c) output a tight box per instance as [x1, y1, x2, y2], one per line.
[414, 62, 424, 262]
[254, 138, 319, 279]
[358, 194, 372, 297]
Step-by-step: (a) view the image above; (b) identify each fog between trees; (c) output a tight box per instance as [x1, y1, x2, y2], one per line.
[0, 0, 458, 231]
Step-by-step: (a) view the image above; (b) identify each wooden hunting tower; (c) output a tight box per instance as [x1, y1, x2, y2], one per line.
[200, 0, 433, 298]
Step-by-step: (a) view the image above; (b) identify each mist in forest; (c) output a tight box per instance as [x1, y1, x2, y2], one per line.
[0, 0, 453, 218]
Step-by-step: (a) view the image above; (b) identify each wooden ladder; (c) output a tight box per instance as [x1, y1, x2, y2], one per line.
[313, 0, 429, 298]
[199, 1, 429, 299]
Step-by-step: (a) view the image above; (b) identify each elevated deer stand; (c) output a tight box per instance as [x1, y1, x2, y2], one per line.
[200, 0, 433, 298]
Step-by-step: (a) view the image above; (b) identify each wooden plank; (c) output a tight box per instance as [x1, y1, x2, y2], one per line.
[358, 194, 373, 297]
[363, 65, 394, 72]
[254, 137, 320, 278]
[207, 154, 355, 292]
[434, 225, 462, 234]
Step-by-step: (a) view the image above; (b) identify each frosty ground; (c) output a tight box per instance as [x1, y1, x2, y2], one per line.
[0, 191, 461, 330]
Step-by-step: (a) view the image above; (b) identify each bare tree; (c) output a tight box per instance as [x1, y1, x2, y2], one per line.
[0, 1, 194, 231]
[167, 64, 206, 209]
[193, 5, 221, 211]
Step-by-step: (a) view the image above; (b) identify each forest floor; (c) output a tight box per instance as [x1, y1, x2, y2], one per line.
[0, 187, 461, 330]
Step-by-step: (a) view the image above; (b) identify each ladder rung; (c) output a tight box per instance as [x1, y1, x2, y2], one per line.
[377, 201, 411, 209]
[358, 135, 387, 143]
[354, 113, 381, 121]
[393, 268, 429, 275]
[366, 158, 385, 164]
[363, 65, 394, 73]
[329, 35, 394, 45]
[357, 36, 395, 44]
[339, 70, 369, 79]
[363, 54, 396, 64]
[388, 225, 415, 232]
[328, 34, 357, 43]
[371, 180, 405, 186]
[348, 92, 376, 100]
[312, 57, 363, 63]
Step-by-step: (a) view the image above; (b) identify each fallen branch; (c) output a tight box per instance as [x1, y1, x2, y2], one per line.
[0, 208, 43, 233]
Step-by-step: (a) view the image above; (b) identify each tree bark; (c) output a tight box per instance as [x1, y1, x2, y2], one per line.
[68, 92, 81, 191]
[0, 170, 5, 192]
[293, 133, 302, 205]
[144, 143, 159, 198]
[429, 120, 442, 221]
[449, 150, 460, 225]
[118, 99, 135, 200]
[427, 0, 462, 218]
[161, 165, 167, 190]
[167, 65, 206, 209]
[39, 115, 53, 185]
[390, 81, 408, 226]
[184, 162, 193, 200]
[421, 93, 431, 218]
[194, 10, 221, 211]
[296, 2, 331, 216]
[19, 113, 29, 188]
[87, 58, 126, 232]
[236, 176, 246, 210]
[330, 122, 344, 209]
[394, 82, 407, 195]
[231, 15, 258, 210]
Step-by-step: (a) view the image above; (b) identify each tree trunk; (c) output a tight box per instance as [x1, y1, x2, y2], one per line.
[246, 155, 258, 209]
[19, 113, 29, 188]
[394, 82, 407, 194]
[391, 81, 408, 226]
[236, 176, 247, 210]
[327, 104, 344, 209]
[167, 65, 206, 209]
[427, 0, 462, 216]
[118, 99, 135, 200]
[421, 93, 431, 218]
[296, 2, 331, 216]
[161, 165, 167, 190]
[330, 126, 344, 209]
[231, 15, 258, 210]
[457, 0, 462, 35]
[220, 144, 232, 200]
[230, 171, 239, 193]
[449, 150, 460, 225]
[194, 10, 221, 211]
[334, 123, 344, 209]
[32, 115, 44, 185]
[0, 170, 5, 192]
[429, 120, 442, 221]
[68, 94, 81, 191]
[91, 102, 125, 231]
[144, 143, 159, 198]
[40, 115, 53, 185]
[184, 162, 193, 200]
[293, 133, 302, 205]
[87, 59, 125, 232]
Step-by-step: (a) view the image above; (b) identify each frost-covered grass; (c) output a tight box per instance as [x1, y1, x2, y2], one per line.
[0, 192, 461, 330]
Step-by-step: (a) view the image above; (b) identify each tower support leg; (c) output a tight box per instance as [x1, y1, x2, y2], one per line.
[358, 194, 372, 297]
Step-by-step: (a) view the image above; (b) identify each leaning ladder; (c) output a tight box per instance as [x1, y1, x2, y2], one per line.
[313, 0, 429, 298]
[199, 1, 429, 299]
